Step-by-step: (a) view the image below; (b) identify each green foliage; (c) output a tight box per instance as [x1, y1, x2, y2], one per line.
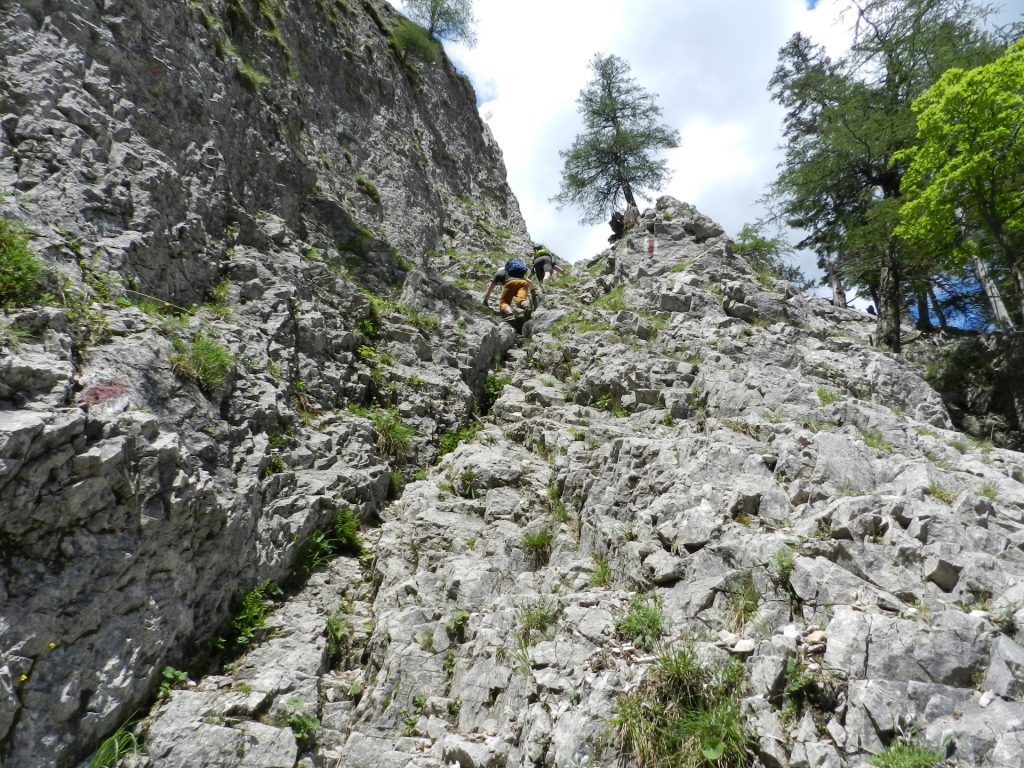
[283, 696, 320, 745]
[616, 593, 665, 651]
[860, 428, 893, 453]
[355, 174, 382, 204]
[159, 666, 189, 697]
[222, 580, 281, 651]
[363, 407, 415, 458]
[724, 573, 759, 630]
[588, 554, 612, 588]
[521, 527, 553, 567]
[611, 644, 752, 768]
[481, 370, 509, 413]
[404, 0, 477, 45]
[596, 393, 628, 417]
[438, 421, 478, 458]
[771, 545, 797, 584]
[390, 19, 441, 63]
[89, 717, 139, 768]
[979, 481, 999, 501]
[552, 53, 680, 223]
[446, 609, 471, 643]
[767, 1, 1007, 347]
[815, 387, 840, 406]
[868, 737, 944, 768]
[0, 217, 47, 308]
[332, 507, 364, 555]
[732, 222, 807, 286]
[236, 59, 269, 90]
[895, 41, 1024, 328]
[593, 285, 627, 311]
[924, 484, 957, 503]
[516, 597, 560, 644]
[170, 332, 234, 393]
[0, 320, 30, 349]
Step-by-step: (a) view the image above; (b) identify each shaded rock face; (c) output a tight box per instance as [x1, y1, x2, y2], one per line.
[1, 1, 528, 766]
[124, 200, 1024, 768]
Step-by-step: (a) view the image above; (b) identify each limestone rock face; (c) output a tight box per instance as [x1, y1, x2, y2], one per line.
[125, 199, 1024, 768]
[1, 1, 525, 766]
[4, 4, 1024, 768]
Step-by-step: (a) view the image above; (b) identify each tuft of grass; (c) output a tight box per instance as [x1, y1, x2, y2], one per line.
[390, 19, 441, 63]
[616, 594, 665, 651]
[89, 716, 139, 768]
[868, 738, 944, 768]
[0, 320, 31, 349]
[859, 428, 892, 453]
[236, 59, 269, 90]
[978, 481, 999, 501]
[361, 407, 414, 458]
[724, 573, 759, 630]
[355, 174, 382, 204]
[923, 485, 957, 504]
[0, 217, 47, 308]
[170, 332, 234, 393]
[594, 285, 627, 311]
[588, 554, 612, 588]
[438, 422, 478, 459]
[521, 527, 553, 568]
[516, 597, 560, 644]
[771, 545, 796, 584]
[611, 644, 752, 768]
[815, 387, 841, 406]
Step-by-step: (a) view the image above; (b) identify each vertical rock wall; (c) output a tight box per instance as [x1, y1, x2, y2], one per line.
[0, 1, 530, 765]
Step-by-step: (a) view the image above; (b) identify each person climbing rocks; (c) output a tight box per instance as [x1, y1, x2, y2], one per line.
[483, 257, 533, 315]
[528, 244, 565, 285]
[482, 265, 508, 308]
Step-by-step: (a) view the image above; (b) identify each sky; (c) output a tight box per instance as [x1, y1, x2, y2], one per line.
[395, 0, 1022, 282]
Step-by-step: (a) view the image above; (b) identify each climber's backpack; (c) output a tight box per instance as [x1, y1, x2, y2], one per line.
[504, 257, 528, 278]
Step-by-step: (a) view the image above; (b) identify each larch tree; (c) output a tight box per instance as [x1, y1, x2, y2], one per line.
[552, 53, 680, 225]
[404, 0, 477, 46]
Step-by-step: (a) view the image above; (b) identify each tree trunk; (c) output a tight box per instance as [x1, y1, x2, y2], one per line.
[928, 287, 948, 331]
[828, 261, 848, 308]
[1012, 264, 1024, 326]
[620, 175, 637, 209]
[973, 253, 1015, 331]
[915, 290, 933, 331]
[876, 248, 902, 352]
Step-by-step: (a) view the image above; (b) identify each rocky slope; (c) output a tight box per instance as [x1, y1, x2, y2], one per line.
[1, 1, 528, 765]
[132, 199, 1024, 768]
[3, 2, 1024, 768]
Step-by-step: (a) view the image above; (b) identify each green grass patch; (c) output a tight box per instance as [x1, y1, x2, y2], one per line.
[355, 174, 382, 204]
[0, 217, 47, 308]
[594, 285, 627, 311]
[868, 738, 944, 768]
[521, 527, 553, 568]
[616, 594, 665, 651]
[589, 554, 612, 588]
[815, 387, 841, 406]
[859, 428, 892, 453]
[611, 644, 752, 768]
[923, 485, 957, 504]
[170, 332, 234, 393]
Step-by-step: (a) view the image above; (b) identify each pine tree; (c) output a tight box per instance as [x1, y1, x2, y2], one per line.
[553, 54, 680, 225]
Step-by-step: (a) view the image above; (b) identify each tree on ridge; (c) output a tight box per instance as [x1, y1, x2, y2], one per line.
[553, 53, 680, 225]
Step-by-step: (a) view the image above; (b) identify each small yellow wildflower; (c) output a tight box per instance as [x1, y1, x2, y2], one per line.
[19, 674, 28, 682]
[48, 642, 56, 649]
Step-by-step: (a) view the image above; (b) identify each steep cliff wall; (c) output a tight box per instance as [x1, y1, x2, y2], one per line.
[0, 1, 530, 766]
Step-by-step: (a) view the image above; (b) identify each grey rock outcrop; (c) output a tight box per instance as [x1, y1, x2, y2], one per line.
[4, 1, 1024, 766]
[1, 1, 528, 765]
[127, 199, 1024, 768]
